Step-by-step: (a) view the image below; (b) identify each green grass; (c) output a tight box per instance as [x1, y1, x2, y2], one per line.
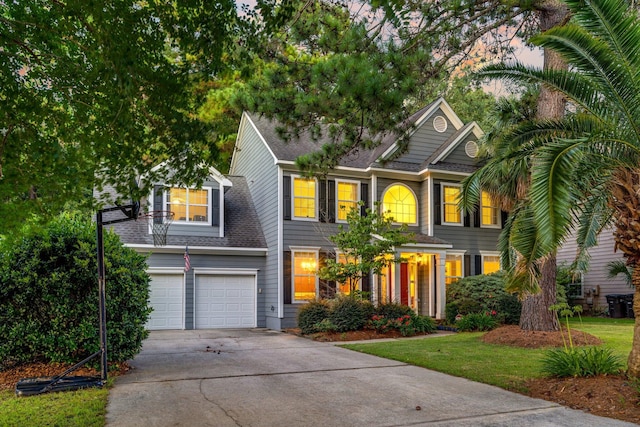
[0, 386, 109, 427]
[342, 316, 635, 393]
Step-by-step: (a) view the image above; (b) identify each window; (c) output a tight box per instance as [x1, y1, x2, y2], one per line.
[442, 184, 462, 225]
[445, 254, 463, 285]
[382, 184, 417, 224]
[482, 254, 501, 274]
[293, 177, 317, 219]
[336, 252, 360, 294]
[336, 181, 359, 222]
[481, 191, 500, 228]
[167, 188, 210, 223]
[293, 250, 318, 301]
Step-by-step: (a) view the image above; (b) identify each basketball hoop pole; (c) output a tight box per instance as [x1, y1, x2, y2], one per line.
[95, 204, 139, 382]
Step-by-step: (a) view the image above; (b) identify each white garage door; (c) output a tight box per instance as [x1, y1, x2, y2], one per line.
[147, 274, 184, 330]
[195, 275, 256, 328]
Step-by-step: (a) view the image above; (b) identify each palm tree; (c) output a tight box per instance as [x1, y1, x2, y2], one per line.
[476, 0, 640, 376]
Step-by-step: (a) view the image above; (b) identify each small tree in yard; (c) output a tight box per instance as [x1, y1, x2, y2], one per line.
[319, 202, 414, 295]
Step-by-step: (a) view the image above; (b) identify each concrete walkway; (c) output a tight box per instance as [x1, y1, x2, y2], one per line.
[106, 329, 636, 426]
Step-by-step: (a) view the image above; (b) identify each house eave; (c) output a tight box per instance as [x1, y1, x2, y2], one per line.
[124, 243, 268, 257]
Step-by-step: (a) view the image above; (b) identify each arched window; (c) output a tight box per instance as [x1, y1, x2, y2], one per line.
[382, 184, 417, 224]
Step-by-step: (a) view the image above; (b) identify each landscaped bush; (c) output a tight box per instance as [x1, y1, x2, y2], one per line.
[445, 273, 521, 325]
[297, 300, 331, 334]
[0, 213, 152, 370]
[455, 312, 499, 332]
[542, 347, 623, 377]
[375, 301, 413, 319]
[329, 295, 374, 332]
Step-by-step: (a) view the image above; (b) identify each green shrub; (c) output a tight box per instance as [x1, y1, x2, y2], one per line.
[329, 295, 373, 332]
[446, 273, 521, 325]
[0, 213, 151, 369]
[376, 301, 413, 319]
[314, 318, 337, 333]
[542, 347, 623, 378]
[297, 300, 330, 334]
[455, 312, 499, 332]
[369, 311, 436, 336]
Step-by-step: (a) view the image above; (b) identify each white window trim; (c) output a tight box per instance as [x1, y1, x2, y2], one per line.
[441, 183, 463, 226]
[335, 179, 361, 224]
[291, 175, 318, 222]
[164, 186, 212, 226]
[480, 251, 502, 274]
[291, 247, 320, 303]
[480, 191, 501, 229]
[567, 271, 584, 298]
[381, 183, 419, 226]
[445, 250, 466, 284]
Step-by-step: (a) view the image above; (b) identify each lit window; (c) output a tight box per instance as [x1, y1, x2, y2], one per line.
[481, 191, 500, 228]
[483, 255, 501, 274]
[293, 177, 316, 219]
[442, 185, 462, 224]
[336, 181, 358, 221]
[445, 255, 463, 285]
[337, 252, 360, 294]
[293, 251, 318, 301]
[382, 184, 417, 224]
[167, 188, 209, 223]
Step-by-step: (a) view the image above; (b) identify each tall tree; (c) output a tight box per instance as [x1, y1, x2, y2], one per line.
[0, 0, 245, 231]
[475, 0, 640, 376]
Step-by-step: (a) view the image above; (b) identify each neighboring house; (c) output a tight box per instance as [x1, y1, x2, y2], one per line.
[105, 165, 268, 330]
[557, 225, 631, 314]
[230, 98, 505, 330]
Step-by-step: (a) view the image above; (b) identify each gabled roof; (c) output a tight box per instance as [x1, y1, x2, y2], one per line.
[150, 161, 233, 188]
[423, 121, 484, 167]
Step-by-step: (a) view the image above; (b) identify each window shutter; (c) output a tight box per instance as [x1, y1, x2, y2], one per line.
[319, 251, 335, 299]
[464, 255, 471, 277]
[328, 180, 335, 223]
[501, 210, 508, 229]
[153, 185, 164, 224]
[283, 176, 291, 220]
[360, 183, 369, 216]
[464, 211, 470, 227]
[474, 255, 482, 275]
[211, 189, 220, 227]
[473, 205, 481, 228]
[433, 183, 441, 225]
[284, 251, 292, 304]
[319, 180, 327, 222]
[361, 272, 370, 295]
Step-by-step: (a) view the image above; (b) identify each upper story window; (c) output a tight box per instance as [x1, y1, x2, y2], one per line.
[167, 188, 210, 223]
[336, 180, 359, 222]
[445, 254, 463, 285]
[382, 184, 417, 225]
[442, 184, 462, 225]
[293, 176, 317, 220]
[481, 191, 500, 228]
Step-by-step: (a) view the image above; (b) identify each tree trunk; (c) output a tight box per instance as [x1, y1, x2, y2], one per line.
[627, 266, 640, 377]
[518, 1, 569, 332]
[519, 254, 559, 331]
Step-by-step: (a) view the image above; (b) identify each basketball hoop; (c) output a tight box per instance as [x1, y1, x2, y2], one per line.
[144, 211, 175, 247]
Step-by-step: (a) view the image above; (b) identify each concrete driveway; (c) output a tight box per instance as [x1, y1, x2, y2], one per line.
[106, 329, 635, 427]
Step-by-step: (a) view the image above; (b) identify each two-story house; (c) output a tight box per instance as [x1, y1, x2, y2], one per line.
[230, 98, 504, 330]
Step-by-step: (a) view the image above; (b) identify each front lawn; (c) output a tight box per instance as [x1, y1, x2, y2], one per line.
[342, 316, 635, 392]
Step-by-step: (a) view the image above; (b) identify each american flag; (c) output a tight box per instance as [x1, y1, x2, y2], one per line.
[184, 246, 191, 272]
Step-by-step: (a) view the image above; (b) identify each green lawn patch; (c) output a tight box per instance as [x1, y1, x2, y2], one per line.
[0, 386, 108, 427]
[342, 316, 635, 393]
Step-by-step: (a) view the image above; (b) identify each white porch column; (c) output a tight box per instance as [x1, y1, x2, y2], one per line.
[436, 252, 447, 319]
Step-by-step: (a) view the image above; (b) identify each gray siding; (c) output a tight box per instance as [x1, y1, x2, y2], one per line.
[393, 108, 458, 164]
[231, 117, 282, 327]
[440, 134, 480, 167]
[557, 226, 631, 311]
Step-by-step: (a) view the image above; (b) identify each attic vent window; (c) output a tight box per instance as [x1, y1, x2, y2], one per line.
[465, 140, 479, 158]
[433, 116, 447, 133]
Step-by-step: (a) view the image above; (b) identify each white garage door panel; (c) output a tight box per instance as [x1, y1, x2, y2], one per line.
[147, 274, 184, 330]
[195, 275, 255, 328]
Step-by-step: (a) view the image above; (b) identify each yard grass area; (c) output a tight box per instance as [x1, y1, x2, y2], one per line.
[0, 385, 109, 427]
[342, 316, 635, 393]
